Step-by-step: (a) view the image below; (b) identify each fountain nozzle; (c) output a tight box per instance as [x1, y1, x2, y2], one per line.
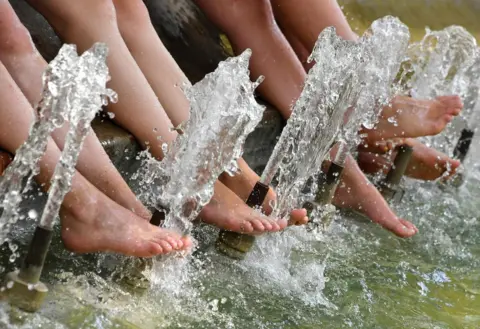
[378, 144, 413, 202]
[3, 226, 51, 312]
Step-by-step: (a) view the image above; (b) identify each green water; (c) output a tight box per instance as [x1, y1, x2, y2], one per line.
[340, 0, 480, 41]
[1, 174, 479, 328]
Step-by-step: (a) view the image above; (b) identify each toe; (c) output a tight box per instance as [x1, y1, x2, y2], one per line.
[240, 221, 254, 234]
[181, 236, 193, 249]
[260, 218, 273, 231]
[250, 219, 265, 232]
[288, 208, 308, 226]
[393, 219, 417, 238]
[276, 218, 288, 230]
[147, 242, 163, 256]
[165, 236, 180, 249]
[159, 240, 173, 254]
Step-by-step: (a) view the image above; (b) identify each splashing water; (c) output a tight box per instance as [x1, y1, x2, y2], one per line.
[261, 27, 367, 218]
[1, 13, 480, 329]
[0, 45, 81, 245]
[406, 26, 479, 157]
[39, 44, 116, 230]
[0, 43, 114, 267]
[408, 26, 477, 100]
[346, 16, 410, 138]
[138, 50, 264, 233]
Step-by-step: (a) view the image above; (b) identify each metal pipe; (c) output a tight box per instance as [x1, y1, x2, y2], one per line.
[378, 144, 413, 202]
[453, 128, 474, 163]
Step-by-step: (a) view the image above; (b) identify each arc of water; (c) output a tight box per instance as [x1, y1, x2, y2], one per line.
[137, 50, 265, 234]
[39, 43, 115, 230]
[407, 26, 478, 157]
[0, 45, 79, 245]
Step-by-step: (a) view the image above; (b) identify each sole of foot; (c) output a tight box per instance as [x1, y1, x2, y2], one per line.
[219, 159, 308, 227]
[60, 190, 192, 257]
[199, 181, 294, 235]
[333, 155, 418, 238]
[363, 95, 463, 143]
[358, 138, 461, 181]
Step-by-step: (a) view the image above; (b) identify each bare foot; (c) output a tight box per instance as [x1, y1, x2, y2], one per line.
[362, 95, 463, 143]
[199, 181, 293, 234]
[333, 155, 418, 238]
[60, 183, 192, 257]
[358, 139, 461, 181]
[0, 151, 12, 176]
[219, 158, 308, 226]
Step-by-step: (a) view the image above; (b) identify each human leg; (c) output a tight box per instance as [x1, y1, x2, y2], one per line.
[112, 0, 308, 229]
[27, 0, 177, 160]
[333, 155, 418, 238]
[0, 0, 149, 217]
[195, 0, 306, 119]
[0, 60, 191, 255]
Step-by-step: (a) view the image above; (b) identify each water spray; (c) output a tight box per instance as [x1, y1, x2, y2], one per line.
[304, 141, 347, 232]
[3, 43, 113, 312]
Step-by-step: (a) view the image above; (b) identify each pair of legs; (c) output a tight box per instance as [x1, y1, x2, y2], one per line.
[17, 1, 306, 239]
[194, 0, 463, 237]
[0, 0, 191, 256]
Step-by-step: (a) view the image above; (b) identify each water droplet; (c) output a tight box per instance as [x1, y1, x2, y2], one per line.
[28, 209, 38, 220]
[107, 112, 115, 119]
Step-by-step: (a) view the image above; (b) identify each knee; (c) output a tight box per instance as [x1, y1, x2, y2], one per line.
[196, 0, 275, 33]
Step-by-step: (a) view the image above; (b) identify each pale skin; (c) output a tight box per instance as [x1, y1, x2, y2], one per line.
[357, 138, 461, 181]
[268, 0, 463, 177]
[26, 0, 307, 232]
[194, 0, 422, 237]
[0, 0, 149, 218]
[0, 59, 190, 256]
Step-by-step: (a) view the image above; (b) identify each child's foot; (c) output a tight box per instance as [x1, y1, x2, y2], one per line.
[0, 151, 12, 176]
[199, 181, 293, 234]
[333, 155, 418, 238]
[61, 181, 192, 257]
[219, 158, 308, 226]
[357, 139, 461, 181]
[362, 95, 463, 143]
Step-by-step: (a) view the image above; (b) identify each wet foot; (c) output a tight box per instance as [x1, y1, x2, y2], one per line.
[333, 155, 418, 238]
[362, 95, 463, 143]
[61, 183, 192, 257]
[199, 181, 294, 234]
[0, 151, 12, 176]
[357, 138, 461, 181]
[405, 140, 461, 181]
[219, 158, 308, 226]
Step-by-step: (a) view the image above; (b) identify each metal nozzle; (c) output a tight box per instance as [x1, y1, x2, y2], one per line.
[453, 128, 474, 163]
[4, 226, 52, 312]
[379, 144, 413, 202]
